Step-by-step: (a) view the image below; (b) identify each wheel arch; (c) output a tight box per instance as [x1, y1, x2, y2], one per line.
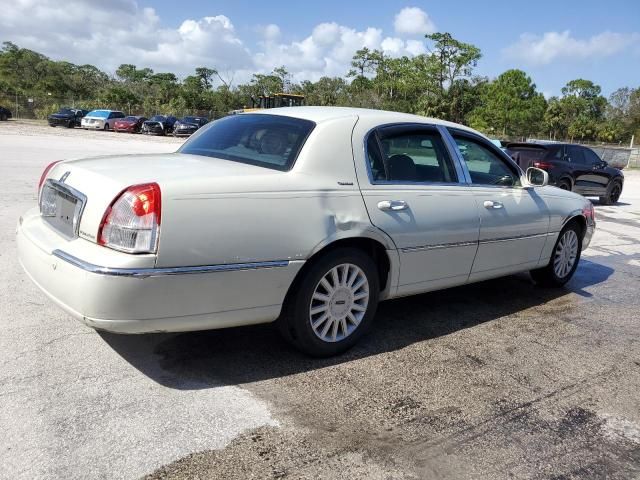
[561, 212, 587, 239]
[283, 233, 399, 311]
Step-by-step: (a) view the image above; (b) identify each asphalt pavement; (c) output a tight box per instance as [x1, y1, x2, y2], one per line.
[1, 122, 639, 479]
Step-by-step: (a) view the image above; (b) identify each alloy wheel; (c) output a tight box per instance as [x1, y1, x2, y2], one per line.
[309, 263, 369, 343]
[553, 229, 579, 278]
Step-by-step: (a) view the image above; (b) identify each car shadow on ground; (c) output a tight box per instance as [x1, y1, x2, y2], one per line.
[100, 259, 614, 390]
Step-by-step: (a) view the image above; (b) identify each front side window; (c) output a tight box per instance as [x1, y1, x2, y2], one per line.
[452, 133, 521, 187]
[179, 114, 315, 171]
[367, 126, 458, 183]
[583, 148, 602, 166]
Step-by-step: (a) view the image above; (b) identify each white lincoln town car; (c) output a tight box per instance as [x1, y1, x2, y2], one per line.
[17, 107, 595, 356]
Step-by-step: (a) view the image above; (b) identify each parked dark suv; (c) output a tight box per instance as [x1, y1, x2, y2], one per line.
[506, 142, 624, 205]
[0, 106, 12, 121]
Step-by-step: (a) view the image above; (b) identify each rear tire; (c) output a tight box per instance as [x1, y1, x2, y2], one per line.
[558, 179, 571, 191]
[530, 221, 582, 287]
[277, 248, 380, 357]
[599, 180, 622, 205]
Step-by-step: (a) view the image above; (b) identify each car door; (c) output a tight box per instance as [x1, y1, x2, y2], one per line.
[447, 129, 550, 281]
[579, 147, 611, 194]
[356, 123, 480, 296]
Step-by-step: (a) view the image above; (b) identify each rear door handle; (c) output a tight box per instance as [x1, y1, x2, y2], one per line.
[378, 200, 408, 211]
[483, 200, 504, 209]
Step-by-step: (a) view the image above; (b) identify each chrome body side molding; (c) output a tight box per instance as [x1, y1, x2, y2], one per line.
[52, 249, 290, 278]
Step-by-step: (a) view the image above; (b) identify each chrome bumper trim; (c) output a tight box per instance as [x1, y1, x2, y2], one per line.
[52, 249, 289, 278]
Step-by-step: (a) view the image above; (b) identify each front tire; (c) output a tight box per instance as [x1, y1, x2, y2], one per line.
[530, 221, 582, 287]
[278, 248, 380, 357]
[600, 180, 622, 205]
[103, 123, 109, 131]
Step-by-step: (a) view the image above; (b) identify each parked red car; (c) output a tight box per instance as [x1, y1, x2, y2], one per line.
[113, 116, 147, 133]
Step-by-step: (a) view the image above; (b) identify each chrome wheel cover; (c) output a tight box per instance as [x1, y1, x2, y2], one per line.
[309, 263, 369, 343]
[553, 230, 579, 278]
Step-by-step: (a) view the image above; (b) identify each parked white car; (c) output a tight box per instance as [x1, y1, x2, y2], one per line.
[17, 107, 595, 356]
[81, 109, 125, 130]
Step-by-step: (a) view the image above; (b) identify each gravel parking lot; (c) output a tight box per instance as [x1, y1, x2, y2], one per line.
[2, 120, 640, 479]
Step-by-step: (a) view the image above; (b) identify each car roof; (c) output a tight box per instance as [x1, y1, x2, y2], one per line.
[505, 142, 552, 150]
[248, 106, 480, 135]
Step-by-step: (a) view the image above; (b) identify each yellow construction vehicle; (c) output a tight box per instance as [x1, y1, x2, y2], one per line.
[229, 93, 305, 115]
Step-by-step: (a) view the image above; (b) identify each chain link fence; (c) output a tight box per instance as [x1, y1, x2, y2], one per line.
[0, 93, 228, 120]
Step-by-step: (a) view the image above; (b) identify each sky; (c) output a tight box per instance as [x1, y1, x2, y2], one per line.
[1, 0, 639, 97]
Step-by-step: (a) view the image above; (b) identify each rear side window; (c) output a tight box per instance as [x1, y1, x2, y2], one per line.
[179, 114, 315, 171]
[567, 146, 585, 164]
[367, 126, 458, 183]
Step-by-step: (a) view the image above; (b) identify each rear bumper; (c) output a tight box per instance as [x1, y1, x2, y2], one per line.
[583, 217, 595, 250]
[17, 209, 303, 333]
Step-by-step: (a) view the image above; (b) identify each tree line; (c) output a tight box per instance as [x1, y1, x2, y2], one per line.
[0, 35, 638, 143]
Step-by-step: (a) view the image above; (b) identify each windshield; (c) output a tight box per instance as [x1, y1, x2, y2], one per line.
[87, 110, 109, 118]
[179, 114, 315, 171]
[123, 116, 138, 121]
[56, 109, 74, 115]
[149, 115, 165, 122]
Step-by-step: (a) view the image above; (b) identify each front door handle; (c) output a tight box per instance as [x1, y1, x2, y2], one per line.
[483, 200, 504, 209]
[378, 200, 408, 211]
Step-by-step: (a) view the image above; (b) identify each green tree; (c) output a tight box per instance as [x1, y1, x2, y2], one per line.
[424, 32, 481, 94]
[468, 69, 546, 137]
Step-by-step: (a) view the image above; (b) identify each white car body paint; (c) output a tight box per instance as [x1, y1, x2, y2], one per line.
[17, 107, 595, 334]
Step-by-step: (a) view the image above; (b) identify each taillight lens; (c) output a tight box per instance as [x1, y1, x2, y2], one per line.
[533, 161, 554, 170]
[582, 203, 595, 222]
[98, 183, 161, 254]
[38, 160, 62, 192]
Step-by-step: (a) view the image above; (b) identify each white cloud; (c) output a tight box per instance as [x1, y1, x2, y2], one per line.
[0, 0, 252, 75]
[394, 7, 436, 36]
[504, 30, 640, 66]
[0, 2, 433, 83]
[259, 24, 281, 42]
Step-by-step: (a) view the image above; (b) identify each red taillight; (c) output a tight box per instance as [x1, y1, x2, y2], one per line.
[582, 203, 595, 221]
[533, 161, 554, 170]
[98, 183, 161, 254]
[38, 160, 62, 192]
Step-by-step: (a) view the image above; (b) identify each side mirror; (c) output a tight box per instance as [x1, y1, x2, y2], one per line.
[526, 167, 549, 187]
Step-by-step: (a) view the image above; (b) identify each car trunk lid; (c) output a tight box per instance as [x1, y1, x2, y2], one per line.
[43, 153, 280, 244]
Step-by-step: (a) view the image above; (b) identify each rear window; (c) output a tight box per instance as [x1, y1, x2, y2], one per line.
[505, 146, 548, 169]
[179, 114, 315, 171]
[124, 116, 138, 121]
